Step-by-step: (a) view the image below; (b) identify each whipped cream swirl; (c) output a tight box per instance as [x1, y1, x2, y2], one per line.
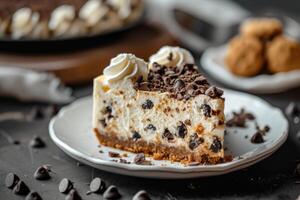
[149, 46, 195, 68]
[79, 0, 109, 27]
[103, 53, 148, 83]
[49, 5, 76, 36]
[11, 8, 40, 39]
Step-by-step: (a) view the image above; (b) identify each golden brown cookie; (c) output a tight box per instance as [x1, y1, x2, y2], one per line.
[225, 36, 264, 77]
[240, 18, 283, 40]
[266, 36, 300, 73]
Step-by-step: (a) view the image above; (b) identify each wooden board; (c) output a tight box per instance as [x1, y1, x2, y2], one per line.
[0, 24, 177, 85]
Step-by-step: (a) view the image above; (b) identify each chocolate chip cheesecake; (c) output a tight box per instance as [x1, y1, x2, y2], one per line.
[93, 46, 225, 164]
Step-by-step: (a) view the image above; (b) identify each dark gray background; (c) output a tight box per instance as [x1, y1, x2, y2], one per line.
[1, 0, 300, 199]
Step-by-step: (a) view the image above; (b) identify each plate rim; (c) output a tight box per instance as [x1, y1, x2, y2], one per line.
[49, 89, 289, 174]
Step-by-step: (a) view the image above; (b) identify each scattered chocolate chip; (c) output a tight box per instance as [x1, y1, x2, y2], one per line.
[285, 102, 299, 116]
[90, 177, 106, 194]
[119, 159, 131, 164]
[29, 135, 46, 148]
[251, 132, 264, 144]
[188, 162, 200, 166]
[210, 136, 222, 153]
[133, 190, 151, 200]
[100, 119, 107, 127]
[141, 100, 154, 109]
[177, 122, 187, 138]
[132, 131, 141, 141]
[99, 150, 104, 153]
[65, 189, 81, 200]
[25, 191, 42, 200]
[200, 104, 211, 117]
[145, 124, 156, 131]
[13, 181, 30, 195]
[59, 178, 73, 194]
[108, 152, 120, 158]
[103, 185, 121, 199]
[5, 173, 20, 189]
[226, 108, 255, 128]
[162, 128, 174, 141]
[105, 106, 112, 114]
[33, 107, 45, 120]
[205, 86, 223, 98]
[134, 153, 146, 164]
[34, 166, 51, 180]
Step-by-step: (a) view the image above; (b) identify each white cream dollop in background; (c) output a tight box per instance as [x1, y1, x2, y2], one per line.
[103, 53, 148, 83]
[79, 0, 109, 27]
[11, 7, 40, 39]
[149, 46, 195, 68]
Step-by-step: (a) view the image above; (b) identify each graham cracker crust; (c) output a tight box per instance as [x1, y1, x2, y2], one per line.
[94, 128, 223, 164]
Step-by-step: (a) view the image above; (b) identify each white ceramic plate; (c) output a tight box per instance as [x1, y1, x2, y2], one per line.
[201, 45, 300, 93]
[49, 90, 288, 179]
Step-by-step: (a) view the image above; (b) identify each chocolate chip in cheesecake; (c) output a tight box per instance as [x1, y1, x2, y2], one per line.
[133, 190, 151, 200]
[205, 86, 224, 98]
[13, 181, 30, 195]
[210, 136, 222, 153]
[103, 185, 121, 199]
[59, 178, 73, 194]
[200, 104, 211, 117]
[132, 131, 141, 141]
[29, 135, 46, 148]
[167, 52, 173, 61]
[65, 189, 81, 200]
[89, 177, 106, 194]
[162, 128, 174, 141]
[177, 122, 187, 138]
[34, 166, 51, 180]
[25, 191, 42, 200]
[108, 152, 120, 158]
[184, 119, 191, 126]
[145, 124, 156, 131]
[5, 173, 20, 189]
[189, 133, 204, 150]
[142, 99, 154, 109]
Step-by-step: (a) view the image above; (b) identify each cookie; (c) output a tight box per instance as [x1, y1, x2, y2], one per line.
[225, 36, 264, 77]
[240, 18, 283, 40]
[266, 36, 300, 73]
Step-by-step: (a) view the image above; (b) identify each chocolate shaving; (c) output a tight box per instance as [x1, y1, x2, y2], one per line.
[226, 108, 255, 128]
[135, 63, 223, 100]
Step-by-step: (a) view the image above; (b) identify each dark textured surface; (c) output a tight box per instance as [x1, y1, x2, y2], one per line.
[1, 1, 300, 199]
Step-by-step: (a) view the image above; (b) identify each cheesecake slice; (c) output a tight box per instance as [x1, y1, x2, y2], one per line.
[93, 46, 225, 164]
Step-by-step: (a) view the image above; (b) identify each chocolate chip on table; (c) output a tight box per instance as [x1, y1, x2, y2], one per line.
[134, 153, 146, 164]
[108, 152, 120, 158]
[177, 122, 187, 138]
[210, 136, 222, 153]
[133, 190, 151, 200]
[29, 135, 46, 148]
[285, 102, 299, 116]
[65, 189, 81, 200]
[59, 178, 73, 194]
[132, 131, 141, 141]
[103, 185, 121, 199]
[13, 180, 30, 195]
[89, 177, 106, 194]
[5, 173, 20, 189]
[205, 86, 223, 98]
[25, 191, 42, 200]
[34, 166, 51, 180]
[200, 104, 211, 117]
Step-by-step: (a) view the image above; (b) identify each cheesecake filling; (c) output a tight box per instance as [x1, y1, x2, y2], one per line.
[93, 47, 225, 164]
